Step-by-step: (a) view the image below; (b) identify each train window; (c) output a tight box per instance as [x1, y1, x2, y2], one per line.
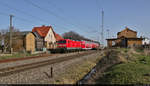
[58, 40, 66, 44]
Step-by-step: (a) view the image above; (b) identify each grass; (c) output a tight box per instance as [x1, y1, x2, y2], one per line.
[135, 48, 144, 53]
[52, 53, 103, 84]
[96, 48, 150, 84]
[0, 53, 38, 60]
[116, 48, 129, 53]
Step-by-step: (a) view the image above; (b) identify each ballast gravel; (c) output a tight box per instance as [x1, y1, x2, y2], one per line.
[0, 51, 102, 84]
[0, 51, 86, 69]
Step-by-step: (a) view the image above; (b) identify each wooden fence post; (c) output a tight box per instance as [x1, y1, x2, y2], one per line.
[51, 67, 53, 78]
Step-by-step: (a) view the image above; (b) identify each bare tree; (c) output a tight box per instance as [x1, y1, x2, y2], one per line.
[0, 29, 9, 53]
[62, 31, 91, 41]
[0, 28, 22, 53]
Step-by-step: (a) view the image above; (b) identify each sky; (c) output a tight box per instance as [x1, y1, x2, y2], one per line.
[0, 0, 150, 45]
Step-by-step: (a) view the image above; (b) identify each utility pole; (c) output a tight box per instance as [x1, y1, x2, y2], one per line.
[9, 14, 14, 54]
[101, 9, 104, 48]
[106, 29, 110, 39]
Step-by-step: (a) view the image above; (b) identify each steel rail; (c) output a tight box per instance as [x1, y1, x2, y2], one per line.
[0, 50, 97, 77]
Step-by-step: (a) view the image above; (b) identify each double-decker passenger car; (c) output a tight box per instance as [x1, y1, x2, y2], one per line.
[56, 39, 100, 51]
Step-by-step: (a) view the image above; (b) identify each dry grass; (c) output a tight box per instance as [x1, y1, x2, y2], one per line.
[0, 53, 37, 60]
[143, 49, 150, 56]
[94, 48, 150, 84]
[51, 52, 103, 84]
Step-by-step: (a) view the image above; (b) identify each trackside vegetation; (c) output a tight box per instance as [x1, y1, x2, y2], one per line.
[96, 48, 150, 84]
[0, 52, 38, 60]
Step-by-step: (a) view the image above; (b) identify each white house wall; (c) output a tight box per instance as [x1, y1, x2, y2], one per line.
[44, 28, 56, 43]
[142, 38, 150, 45]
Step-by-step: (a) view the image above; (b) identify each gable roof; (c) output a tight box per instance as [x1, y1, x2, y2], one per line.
[122, 27, 137, 33]
[20, 31, 31, 36]
[117, 27, 137, 35]
[54, 32, 64, 41]
[32, 25, 64, 41]
[32, 25, 51, 37]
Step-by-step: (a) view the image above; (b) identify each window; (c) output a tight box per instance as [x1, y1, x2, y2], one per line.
[57, 40, 66, 44]
[112, 41, 116, 46]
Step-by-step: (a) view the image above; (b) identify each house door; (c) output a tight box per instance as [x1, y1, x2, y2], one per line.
[122, 38, 127, 47]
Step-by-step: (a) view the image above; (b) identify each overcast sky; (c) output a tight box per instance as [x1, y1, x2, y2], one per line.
[0, 0, 150, 45]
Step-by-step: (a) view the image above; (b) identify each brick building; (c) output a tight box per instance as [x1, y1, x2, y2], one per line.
[106, 27, 143, 47]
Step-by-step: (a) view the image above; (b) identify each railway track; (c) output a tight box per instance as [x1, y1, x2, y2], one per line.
[0, 53, 57, 63]
[0, 50, 97, 77]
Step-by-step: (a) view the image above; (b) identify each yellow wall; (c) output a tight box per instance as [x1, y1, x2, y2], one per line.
[127, 40, 142, 46]
[107, 40, 112, 47]
[107, 40, 117, 47]
[107, 39, 142, 47]
[25, 33, 35, 52]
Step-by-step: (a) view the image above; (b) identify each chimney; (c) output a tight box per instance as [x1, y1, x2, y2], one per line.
[42, 25, 45, 27]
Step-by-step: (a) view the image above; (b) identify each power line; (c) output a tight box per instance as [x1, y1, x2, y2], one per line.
[0, 12, 9, 16]
[0, 11, 36, 26]
[24, 0, 68, 23]
[45, 0, 96, 33]
[46, 0, 100, 41]
[0, 12, 69, 32]
[24, 0, 91, 34]
[1, 0, 96, 37]
[0, 1, 74, 32]
[0, 1, 48, 24]
[0, 0, 98, 41]
[46, 0, 64, 13]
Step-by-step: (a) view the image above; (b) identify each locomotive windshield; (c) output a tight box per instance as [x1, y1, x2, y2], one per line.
[57, 40, 66, 44]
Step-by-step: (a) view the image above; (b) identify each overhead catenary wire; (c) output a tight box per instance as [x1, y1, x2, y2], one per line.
[24, 0, 93, 34]
[45, 0, 64, 13]
[1, 0, 96, 37]
[0, 12, 9, 16]
[45, 0, 97, 33]
[0, 12, 36, 26]
[0, 1, 42, 23]
[45, 0, 100, 41]
[0, 0, 98, 41]
[0, 1, 56, 26]
[0, 1, 73, 32]
[0, 12, 71, 34]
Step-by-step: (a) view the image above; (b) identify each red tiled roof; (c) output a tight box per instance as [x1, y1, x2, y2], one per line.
[32, 25, 51, 37]
[54, 32, 64, 41]
[32, 25, 63, 41]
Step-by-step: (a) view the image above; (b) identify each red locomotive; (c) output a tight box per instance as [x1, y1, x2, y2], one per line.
[56, 39, 100, 51]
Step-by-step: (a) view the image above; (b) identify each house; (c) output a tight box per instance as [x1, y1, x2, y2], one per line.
[32, 25, 63, 50]
[5, 25, 63, 52]
[106, 27, 143, 47]
[32, 25, 56, 50]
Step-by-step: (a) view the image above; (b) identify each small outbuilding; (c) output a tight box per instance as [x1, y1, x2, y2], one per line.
[24, 32, 35, 52]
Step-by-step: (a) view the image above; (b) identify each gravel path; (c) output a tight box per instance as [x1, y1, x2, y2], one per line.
[0, 51, 101, 84]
